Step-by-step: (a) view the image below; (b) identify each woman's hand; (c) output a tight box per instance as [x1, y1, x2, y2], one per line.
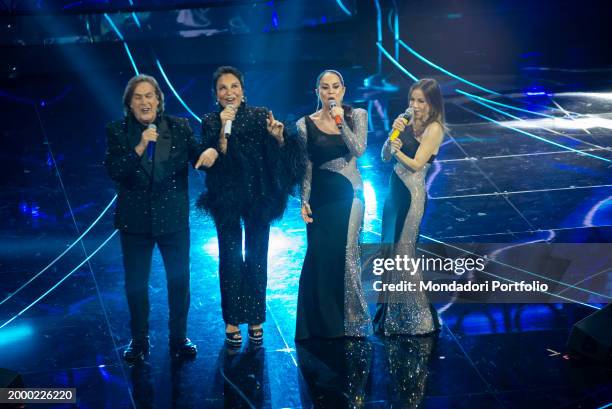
[392, 114, 408, 134]
[301, 203, 313, 223]
[266, 111, 285, 145]
[390, 138, 403, 155]
[195, 148, 219, 168]
[220, 105, 237, 127]
[330, 105, 344, 123]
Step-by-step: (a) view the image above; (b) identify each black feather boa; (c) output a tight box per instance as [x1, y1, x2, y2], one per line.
[197, 105, 307, 226]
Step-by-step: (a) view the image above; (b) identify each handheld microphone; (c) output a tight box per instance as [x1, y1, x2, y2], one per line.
[224, 104, 235, 138]
[329, 100, 343, 130]
[146, 123, 157, 162]
[389, 107, 414, 141]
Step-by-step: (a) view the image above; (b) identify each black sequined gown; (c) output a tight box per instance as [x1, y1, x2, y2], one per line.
[295, 108, 372, 340]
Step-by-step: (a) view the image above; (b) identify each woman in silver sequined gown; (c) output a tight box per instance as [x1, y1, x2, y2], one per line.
[295, 70, 372, 340]
[373, 78, 445, 336]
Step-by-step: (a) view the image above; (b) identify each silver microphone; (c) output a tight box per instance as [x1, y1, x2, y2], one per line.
[329, 99, 343, 129]
[224, 104, 235, 138]
[389, 108, 413, 141]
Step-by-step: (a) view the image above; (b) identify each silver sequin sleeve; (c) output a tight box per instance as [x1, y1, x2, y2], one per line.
[341, 108, 367, 157]
[381, 138, 394, 162]
[296, 117, 312, 205]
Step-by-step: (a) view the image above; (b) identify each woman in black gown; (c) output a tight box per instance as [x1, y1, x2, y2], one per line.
[197, 66, 305, 346]
[295, 70, 371, 340]
[373, 78, 445, 335]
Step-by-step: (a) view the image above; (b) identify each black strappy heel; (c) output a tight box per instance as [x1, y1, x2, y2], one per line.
[248, 327, 263, 345]
[225, 330, 242, 347]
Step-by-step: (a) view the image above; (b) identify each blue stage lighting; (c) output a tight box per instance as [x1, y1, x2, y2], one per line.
[0, 324, 33, 347]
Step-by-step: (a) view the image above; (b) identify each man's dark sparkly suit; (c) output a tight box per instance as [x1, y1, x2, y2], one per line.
[105, 114, 201, 341]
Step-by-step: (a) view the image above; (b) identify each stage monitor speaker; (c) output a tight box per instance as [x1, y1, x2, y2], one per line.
[0, 368, 23, 388]
[567, 304, 612, 365]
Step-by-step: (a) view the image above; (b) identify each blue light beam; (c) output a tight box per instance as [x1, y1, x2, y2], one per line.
[0, 231, 119, 330]
[0, 195, 117, 307]
[155, 59, 201, 123]
[397, 39, 500, 95]
[104, 13, 139, 75]
[376, 42, 419, 82]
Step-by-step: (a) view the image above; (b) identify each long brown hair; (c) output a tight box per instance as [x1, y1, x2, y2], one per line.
[409, 78, 446, 132]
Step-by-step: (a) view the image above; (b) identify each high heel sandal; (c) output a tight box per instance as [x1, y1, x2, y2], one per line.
[248, 327, 263, 345]
[225, 329, 242, 347]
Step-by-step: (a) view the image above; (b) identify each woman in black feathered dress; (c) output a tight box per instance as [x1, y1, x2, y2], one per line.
[197, 66, 305, 346]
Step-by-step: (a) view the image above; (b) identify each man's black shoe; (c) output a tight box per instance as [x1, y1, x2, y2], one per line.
[169, 338, 197, 358]
[123, 337, 150, 363]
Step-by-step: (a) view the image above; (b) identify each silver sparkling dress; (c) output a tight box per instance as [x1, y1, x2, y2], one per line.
[373, 129, 439, 336]
[295, 107, 373, 340]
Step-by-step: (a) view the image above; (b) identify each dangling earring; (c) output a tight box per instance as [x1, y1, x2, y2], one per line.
[241, 96, 246, 104]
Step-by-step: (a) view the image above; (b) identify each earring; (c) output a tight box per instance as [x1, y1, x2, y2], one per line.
[241, 96, 247, 103]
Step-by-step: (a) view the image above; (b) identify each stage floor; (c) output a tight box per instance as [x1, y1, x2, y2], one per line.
[0, 75, 611, 408]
